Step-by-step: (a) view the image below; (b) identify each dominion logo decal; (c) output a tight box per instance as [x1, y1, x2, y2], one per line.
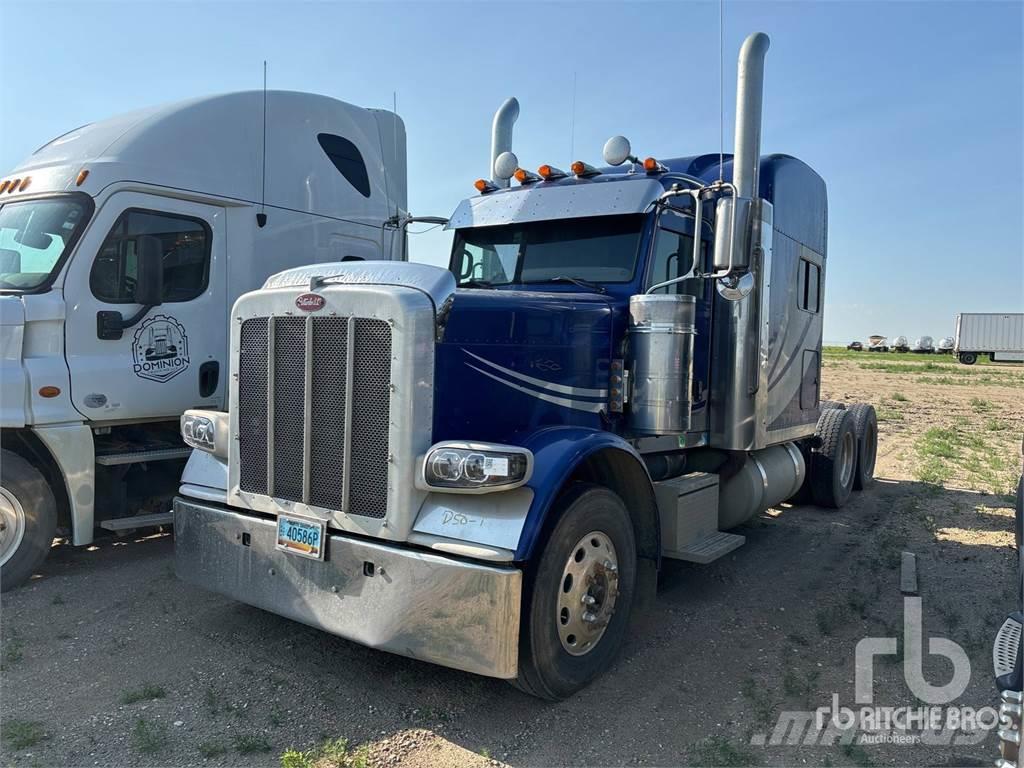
[132, 315, 190, 383]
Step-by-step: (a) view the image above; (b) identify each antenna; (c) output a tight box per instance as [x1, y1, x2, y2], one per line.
[569, 71, 577, 163]
[718, 0, 724, 181]
[257, 60, 268, 228]
[393, 90, 398, 217]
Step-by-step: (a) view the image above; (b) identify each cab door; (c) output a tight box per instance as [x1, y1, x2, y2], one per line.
[63, 192, 226, 421]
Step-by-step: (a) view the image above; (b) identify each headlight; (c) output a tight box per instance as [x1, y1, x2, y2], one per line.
[181, 410, 229, 458]
[421, 442, 532, 493]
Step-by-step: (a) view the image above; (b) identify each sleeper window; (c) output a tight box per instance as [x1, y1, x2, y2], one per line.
[90, 209, 211, 304]
[798, 259, 821, 313]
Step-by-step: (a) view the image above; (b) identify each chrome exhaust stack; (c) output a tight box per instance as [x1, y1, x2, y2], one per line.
[732, 33, 770, 199]
[712, 32, 770, 275]
[490, 97, 520, 188]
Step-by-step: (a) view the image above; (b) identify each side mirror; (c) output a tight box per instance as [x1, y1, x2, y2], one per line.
[133, 235, 164, 306]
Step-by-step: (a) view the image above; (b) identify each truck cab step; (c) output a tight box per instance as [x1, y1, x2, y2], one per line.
[667, 531, 745, 564]
[99, 511, 174, 531]
[95, 447, 192, 466]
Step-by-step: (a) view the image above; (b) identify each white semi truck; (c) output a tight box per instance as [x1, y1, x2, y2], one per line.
[0, 91, 408, 589]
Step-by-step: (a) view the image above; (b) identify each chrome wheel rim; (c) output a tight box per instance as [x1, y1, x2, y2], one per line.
[839, 430, 856, 488]
[0, 486, 26, 568]
[556, 531, 619, 656]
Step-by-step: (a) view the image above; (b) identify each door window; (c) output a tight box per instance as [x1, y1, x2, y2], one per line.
[647, 213, 705, 296]
[90, 209, 210, 303]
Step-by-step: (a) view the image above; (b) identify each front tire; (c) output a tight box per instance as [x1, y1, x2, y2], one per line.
[1, 449, 57, 591]
[513, 485, 637, 700]
[810, 409, 858, 509]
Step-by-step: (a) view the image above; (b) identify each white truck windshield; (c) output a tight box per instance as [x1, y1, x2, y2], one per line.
[0, 197, 90, 291]
[451, 214, 643, 287]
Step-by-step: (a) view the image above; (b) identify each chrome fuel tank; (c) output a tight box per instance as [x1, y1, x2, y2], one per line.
[628, 294, 696, 435]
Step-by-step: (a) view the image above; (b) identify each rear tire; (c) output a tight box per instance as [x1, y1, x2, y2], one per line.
[847, 403, 878, 490]
[959, 352, 977, 365]
[512, 485, 637, 700]
[1, 449, 57, 591]
[820, 400, 846, 411]
[809, 409, 858, 509]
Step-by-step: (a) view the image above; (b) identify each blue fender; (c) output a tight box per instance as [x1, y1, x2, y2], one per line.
[514, 426, 655, 562]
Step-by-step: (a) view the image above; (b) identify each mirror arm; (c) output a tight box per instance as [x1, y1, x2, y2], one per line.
[96, 305, 153, 341]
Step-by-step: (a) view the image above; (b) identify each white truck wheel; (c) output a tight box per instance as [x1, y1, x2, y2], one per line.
[1, 449, 58, 591]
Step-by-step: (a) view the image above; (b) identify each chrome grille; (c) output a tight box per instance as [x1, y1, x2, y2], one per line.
[237, 318, 268, 494]
[272, 318, 306, 502]
[236, 314, 392, 518]
[308, 317, 349, 510]
[349, 319, 392, 518]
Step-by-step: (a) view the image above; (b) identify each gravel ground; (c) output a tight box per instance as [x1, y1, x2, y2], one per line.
[1, 351, 1019, 768]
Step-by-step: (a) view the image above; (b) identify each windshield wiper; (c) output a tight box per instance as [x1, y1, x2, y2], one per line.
[536, 276, 607, 294]
[460, 279, 496, 289]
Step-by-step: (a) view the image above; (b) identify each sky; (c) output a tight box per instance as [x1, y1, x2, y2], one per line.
[0, 0, 1021, 343]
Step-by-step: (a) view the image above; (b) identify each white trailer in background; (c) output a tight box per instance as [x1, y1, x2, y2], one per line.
[955, 313, 1024, 365]
[0, 91, 409, 589]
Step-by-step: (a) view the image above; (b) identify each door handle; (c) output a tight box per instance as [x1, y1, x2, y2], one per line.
[199, 361, 220, 398]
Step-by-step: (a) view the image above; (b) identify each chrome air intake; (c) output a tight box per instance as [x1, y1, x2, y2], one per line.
[627, 295, 696, 435]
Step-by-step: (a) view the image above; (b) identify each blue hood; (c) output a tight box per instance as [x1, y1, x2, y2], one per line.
[433, 289, 616, 442]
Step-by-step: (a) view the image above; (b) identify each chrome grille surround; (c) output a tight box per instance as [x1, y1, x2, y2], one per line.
[228, 282, 438, 541]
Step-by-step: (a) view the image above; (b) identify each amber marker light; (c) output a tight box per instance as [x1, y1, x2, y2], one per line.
[39, 386, 61, 398]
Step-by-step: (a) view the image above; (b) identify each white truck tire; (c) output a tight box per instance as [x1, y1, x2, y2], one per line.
[1, 449, 57, 591]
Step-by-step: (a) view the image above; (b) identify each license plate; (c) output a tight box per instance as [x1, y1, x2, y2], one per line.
[275, 515, 326, 560]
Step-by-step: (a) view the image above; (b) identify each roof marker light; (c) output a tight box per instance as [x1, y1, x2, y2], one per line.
[571, 161, 601, 178]
[537, 165, 567, 180]
[76, 169, 90, 186]
[18, 177, 30, 192]
[514, 168, 541, 184]
[643, 157, 667, 173]
[0, 181, 8, 194]
[474, 178, 498, 194]
[8, 179, 20, 193]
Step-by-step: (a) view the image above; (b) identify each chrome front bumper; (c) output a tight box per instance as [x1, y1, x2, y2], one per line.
[173, 498, 522, 679]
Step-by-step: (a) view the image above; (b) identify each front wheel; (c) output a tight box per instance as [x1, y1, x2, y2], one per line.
[513, 485, 637, 700]
[1, 449, 58, 591]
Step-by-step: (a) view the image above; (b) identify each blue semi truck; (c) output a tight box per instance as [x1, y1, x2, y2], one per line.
[173, 33, 879, 699]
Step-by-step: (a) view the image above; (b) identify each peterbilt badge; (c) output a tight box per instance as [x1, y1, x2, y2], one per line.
[295, 293, 326, 312]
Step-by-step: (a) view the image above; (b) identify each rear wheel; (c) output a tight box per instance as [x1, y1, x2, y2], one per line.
[513, 485, 637, 700]
[1, 449, 57, 591]
[847, 403, 878, 490]
[959, 352, 977, 365]
[810, 409, 858, 509]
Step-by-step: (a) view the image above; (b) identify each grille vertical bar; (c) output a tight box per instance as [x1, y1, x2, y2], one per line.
[271, 317, 306, 502]
[348, 318, 392, 518]
[237, 318, 269, 494]
[308, 317, 350, 509]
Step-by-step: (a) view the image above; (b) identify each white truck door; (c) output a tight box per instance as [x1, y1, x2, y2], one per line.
[63, 193, 226, 421]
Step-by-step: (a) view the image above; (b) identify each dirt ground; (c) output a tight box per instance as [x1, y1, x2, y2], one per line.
[1, 349, 1020, 768]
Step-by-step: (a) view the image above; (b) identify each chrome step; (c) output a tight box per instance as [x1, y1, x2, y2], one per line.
[95, 447, 192, 466]
[99, 512, 174, 531]
[668, 531, 745, 564]
[994, 614, 1022, 679]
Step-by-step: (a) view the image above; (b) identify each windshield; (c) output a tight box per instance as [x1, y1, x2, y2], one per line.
[450, 215, 643, 287]
[0, 197, 91, 291]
